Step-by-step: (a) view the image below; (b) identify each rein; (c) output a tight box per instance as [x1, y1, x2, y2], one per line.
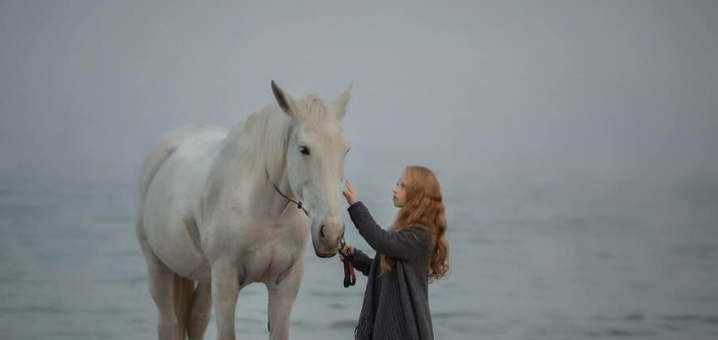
[264, 167, 355, 288]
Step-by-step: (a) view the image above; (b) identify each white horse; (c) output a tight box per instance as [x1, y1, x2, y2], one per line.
[136, 81, 351, 340]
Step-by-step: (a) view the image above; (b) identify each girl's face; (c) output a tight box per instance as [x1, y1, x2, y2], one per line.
[393, 171, 408, 207]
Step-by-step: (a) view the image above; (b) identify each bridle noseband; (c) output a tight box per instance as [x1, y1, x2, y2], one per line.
[265, 167, 309, 217]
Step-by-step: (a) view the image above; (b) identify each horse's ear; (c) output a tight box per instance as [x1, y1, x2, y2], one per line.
[271, 80, 298, 119]
[333, 82, 352, 120]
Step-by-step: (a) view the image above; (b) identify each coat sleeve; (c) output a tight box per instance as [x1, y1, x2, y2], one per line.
[351, 248, 373, 276]
[347, 201, 431, 260]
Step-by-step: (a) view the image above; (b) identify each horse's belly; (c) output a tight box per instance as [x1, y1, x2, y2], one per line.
[142, 190, 209, 280]
[143, 216, 209, 279]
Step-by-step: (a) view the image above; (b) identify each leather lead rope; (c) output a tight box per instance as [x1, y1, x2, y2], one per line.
[338, 238, 357, 287]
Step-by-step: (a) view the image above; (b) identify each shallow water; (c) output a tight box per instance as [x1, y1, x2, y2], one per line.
[1, 171, 717, 340]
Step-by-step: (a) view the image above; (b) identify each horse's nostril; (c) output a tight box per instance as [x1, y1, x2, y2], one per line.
[320, 225, 326, 239]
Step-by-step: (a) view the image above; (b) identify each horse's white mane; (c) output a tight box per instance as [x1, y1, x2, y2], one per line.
[223, 95, 334, 186]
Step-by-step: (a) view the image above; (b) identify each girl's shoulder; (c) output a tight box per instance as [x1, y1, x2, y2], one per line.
[407, 219, 434, 232]
[406, 223, 431, 231]
[403, 223, 433, 243]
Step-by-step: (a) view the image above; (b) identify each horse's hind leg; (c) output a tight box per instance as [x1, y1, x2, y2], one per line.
[140, 240, 183, 340]
[188, 281, 212, 340]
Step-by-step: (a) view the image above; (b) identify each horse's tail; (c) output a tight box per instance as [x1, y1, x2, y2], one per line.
[137, 127, 198, 339]
[173, 274, 195, 338]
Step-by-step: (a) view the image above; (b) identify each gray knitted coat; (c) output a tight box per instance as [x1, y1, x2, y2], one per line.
[347, 201, 434, 340]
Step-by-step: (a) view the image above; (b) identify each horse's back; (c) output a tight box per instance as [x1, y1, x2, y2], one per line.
[140, 124, 228, 199]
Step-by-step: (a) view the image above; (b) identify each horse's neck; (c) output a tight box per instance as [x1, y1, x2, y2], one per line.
[207, 118, 295, 220]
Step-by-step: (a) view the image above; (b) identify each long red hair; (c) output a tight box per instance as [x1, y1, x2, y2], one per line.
[379, 166, 450, 282]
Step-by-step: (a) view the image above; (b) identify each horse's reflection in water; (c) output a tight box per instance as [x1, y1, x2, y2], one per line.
[136, 80, 352, 340]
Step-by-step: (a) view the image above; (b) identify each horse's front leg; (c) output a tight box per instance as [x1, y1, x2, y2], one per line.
[211, 259, 239, 340]
[266, 261, 303, 340]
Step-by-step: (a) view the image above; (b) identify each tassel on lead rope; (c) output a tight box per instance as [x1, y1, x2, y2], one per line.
[339, 237, 357, 287]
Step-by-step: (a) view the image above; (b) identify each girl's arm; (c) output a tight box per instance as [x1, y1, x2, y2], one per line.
[351, 249, 373, 276]
[347, 201, 430, 260]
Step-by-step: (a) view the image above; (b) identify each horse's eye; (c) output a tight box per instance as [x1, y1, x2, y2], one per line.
[299, 146, 310, 155]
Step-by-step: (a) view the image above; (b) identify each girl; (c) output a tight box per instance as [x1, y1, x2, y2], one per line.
[340, 165, 450, 340]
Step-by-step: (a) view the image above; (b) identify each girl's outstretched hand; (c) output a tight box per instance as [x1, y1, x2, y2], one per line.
[342, 179, 358, 205]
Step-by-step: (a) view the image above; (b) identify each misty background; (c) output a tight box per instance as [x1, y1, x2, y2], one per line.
[1, 1, 717, 339]
[1, 0, 716, 183]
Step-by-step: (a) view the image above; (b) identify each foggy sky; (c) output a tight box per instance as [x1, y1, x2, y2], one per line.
[1, 0, 716, 184]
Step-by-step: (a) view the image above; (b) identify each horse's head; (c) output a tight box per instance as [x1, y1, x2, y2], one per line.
[271, 81, 351, 258]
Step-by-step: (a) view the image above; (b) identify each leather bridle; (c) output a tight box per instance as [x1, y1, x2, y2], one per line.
[265, 166, 356, 287]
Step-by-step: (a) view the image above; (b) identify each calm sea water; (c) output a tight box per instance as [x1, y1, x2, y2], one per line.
[1, 170, 717, 340]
